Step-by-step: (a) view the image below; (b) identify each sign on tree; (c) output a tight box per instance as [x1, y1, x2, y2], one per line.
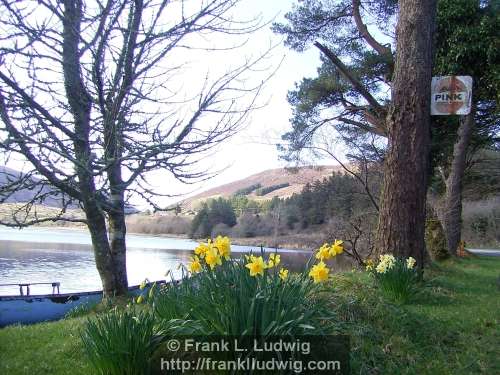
[431, 76, 472, 115]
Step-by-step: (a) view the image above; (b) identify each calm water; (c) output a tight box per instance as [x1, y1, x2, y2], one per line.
[0, 227, 315, 296]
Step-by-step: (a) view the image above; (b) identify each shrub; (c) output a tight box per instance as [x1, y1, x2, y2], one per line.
[80, 308, 159, 375]
[230, 213, 274, 237]
[462, 197, 500, 247]
[125, 214, 191, 235]
[366, 254, 419, 304]
[211, 222, 232, 237]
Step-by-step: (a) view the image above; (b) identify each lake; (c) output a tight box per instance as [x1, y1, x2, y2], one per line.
[0, 226, 316, 296]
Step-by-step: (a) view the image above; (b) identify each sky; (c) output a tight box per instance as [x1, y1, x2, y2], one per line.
[145, 0, 328, 207]
[165, 0, 397, 208]
[0, 0, 334, 209]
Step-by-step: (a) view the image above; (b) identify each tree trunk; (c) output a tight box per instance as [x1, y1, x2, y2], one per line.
[107, 209, 128, 295]
[375, 0, 437, 267]
[442, 107, 475, 255]
[85, 202, 121, 296]
[62, 0, 127, 297]
[107, 165, 128, 296]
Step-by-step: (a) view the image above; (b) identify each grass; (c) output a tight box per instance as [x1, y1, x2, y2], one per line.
[330, 256, 500, 374]
[0, 317, 91, 374]
[1, 256, 499, 374]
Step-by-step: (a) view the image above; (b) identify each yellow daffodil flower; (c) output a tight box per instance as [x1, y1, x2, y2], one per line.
[215, 235, 231, 260]
[279, 268, 289, 280]
[245, 256, 266, 277]
[406, 257, 416, 269]
[375, 262, 387, 273]
[365, 259, 374, 272]
[205, 246, 222, 269]
[309, 261, 330, 283]
[136, 295, 144, 304]
[376, 254, 396, 274]
[330, 239, 344, 256]
[245, 254, 257, 262]
[189, 256, 202, 273]
[267, 253, 281, 268]
[194, 242, 210, 258]
[316, 243, 331, 260]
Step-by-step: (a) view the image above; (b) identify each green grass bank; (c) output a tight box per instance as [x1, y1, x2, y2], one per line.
[1, 256, 499, 374]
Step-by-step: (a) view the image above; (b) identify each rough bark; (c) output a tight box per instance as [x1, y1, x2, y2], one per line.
[442, 107, 475, 255]
[375, 0, 437, 266]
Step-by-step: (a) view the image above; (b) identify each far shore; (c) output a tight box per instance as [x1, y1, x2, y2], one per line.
[0, 224, 315, 252]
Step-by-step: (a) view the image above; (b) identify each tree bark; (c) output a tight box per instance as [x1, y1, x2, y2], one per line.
[375, 0, 437, 266]
[443, 107, 475, 255]
[108, 201, 128, 295]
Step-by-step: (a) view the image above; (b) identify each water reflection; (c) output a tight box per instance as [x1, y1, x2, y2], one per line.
[0, 228, 353, 296]
[0, 240, 314, 296]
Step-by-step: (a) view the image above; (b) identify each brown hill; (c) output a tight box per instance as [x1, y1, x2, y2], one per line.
[181, 165, 342, 210]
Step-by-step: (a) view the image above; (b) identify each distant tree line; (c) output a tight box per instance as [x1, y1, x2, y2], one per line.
[255, 183, 290, 196]
[190, 198, 237, 238]
[190, 171, 378, 238]
[277, 172, 376, 229]
[233, 182, 291, 197]
[234, 184, 262, 196]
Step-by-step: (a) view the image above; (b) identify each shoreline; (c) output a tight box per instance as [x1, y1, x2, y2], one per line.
[0, 225, 313, 252]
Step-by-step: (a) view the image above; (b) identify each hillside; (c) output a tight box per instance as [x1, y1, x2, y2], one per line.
[181, 165, 342, 210]
[0, 166, 74, 208]
[0, 166, 139, 214]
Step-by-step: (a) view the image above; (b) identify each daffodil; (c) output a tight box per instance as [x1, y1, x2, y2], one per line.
[194, 242, 210, 258]
[279, 268, 289, 280]
[365, 259, 374, 272]
[245, 255, 266, 277]
[245, 254, 257, 262]
[379, 254, 396, 264]
[215, 235, 231, 260]
[316, 243, 331, 260]
[309, 261, 330, 283]
[267, 253, 281, 268]
[375, 262, 387, 273]
[330, 239, 344, 256]
[376, 254, 396, 274]
[406, 257, 416, 270]
[205, 246, 222, 269]
[189, 256, 202, 273]
[136, 295, 144, 304]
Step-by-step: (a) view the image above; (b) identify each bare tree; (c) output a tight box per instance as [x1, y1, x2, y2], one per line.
[0, 0, 271, 296]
